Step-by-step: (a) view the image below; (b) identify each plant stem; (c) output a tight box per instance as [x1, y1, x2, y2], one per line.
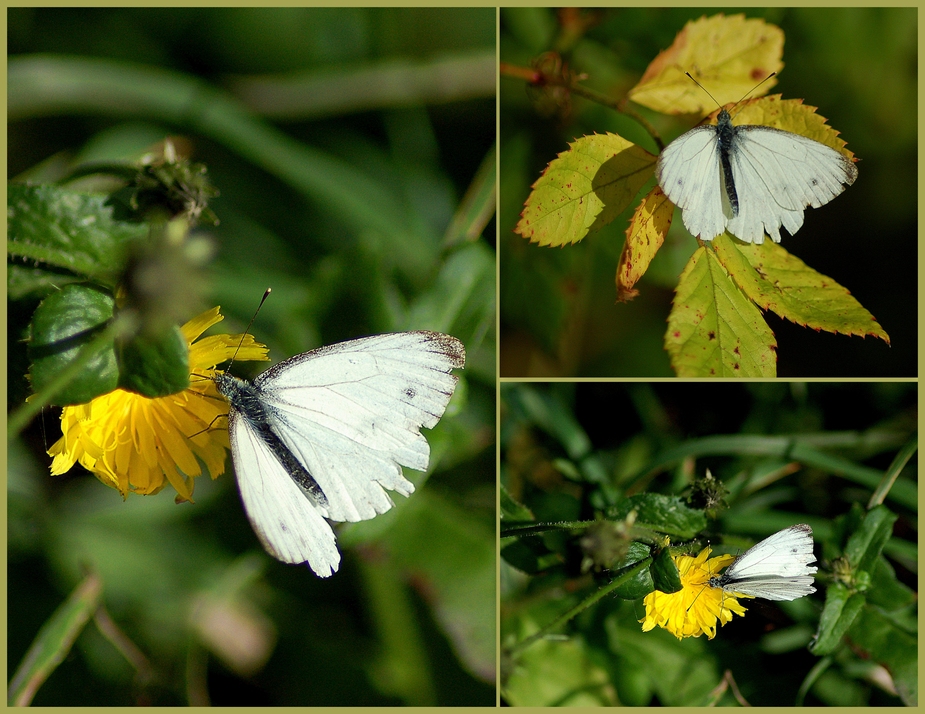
[506, 557, 651, 657]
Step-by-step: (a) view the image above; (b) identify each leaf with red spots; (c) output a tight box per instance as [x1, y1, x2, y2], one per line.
[628, 13, 784, 115]
[714, 236, 890, 344]
[616, 185, 674, 301]
[665, 246, 777, 376]
[515, 133, 655, 247]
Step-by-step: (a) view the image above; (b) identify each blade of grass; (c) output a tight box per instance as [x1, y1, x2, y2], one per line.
[444, 143, 497, 247]
[8, 572, 103, 706]
[9, 55, 410, 245]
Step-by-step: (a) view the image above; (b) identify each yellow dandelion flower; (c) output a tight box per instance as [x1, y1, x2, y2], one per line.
[640, 545, 752, 640]
[47, 306, 268, 502]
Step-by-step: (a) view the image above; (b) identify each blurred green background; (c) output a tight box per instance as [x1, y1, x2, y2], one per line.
[501, 381, 917, 705]
[9, 7, 496, 706]
[500, 7, 916, 377]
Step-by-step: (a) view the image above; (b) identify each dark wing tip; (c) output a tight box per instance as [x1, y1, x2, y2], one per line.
[415, 331, 466, 369]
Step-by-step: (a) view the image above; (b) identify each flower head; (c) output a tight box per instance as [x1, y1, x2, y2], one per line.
[640, 545, 752, 640]
[48, 307, 268, 502]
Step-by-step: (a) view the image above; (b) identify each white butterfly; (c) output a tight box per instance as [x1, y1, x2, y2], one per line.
[215, 330, 465, 578]
[708, 524, 818, 601]
[656, 104, 858, 244]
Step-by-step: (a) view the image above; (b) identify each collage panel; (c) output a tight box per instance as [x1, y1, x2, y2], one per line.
[498, 9, 917, 709]
[9, 7, 496, 706]
[500, 381, 917, 706]
[8, 5, 922, 709]
[500, 8, 916, 378]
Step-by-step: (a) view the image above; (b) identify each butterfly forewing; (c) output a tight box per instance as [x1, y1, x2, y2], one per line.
[656, 126, 727, 241]
[723, 524, 818, 580]
[248, 331, 464, 524]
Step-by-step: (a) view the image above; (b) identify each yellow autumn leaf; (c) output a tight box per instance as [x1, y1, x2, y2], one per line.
[615, 186, 673, 302]
[515, 133, 654, 248]
[713, 237, 890, 344]
[629, 14, 784, 115]
[665, 246, 777, 377]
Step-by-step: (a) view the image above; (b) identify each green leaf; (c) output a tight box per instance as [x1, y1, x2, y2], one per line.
[116, 325, 190, 397]
[665, 246, 777, 377]
[843, 504, 897, 575]
[505, 611, 614, 706]
[515, 133, 655, 247]
[714, 237, 890, 344]
[611, 542, 656, 599]
[848, 607, 918, 705]
[609, 493, 707, 540]
[603, 618, 721, 706]
[28, 283, 119, 405]
[651, 546, 683, 594]
[866, 556, 917, 610]
[8, 184, 147, 292]
[8, 572, 103, 706]
[811, 582, 865, 655]
[501, 482, 535, 521]
[8, 264, 87, 300]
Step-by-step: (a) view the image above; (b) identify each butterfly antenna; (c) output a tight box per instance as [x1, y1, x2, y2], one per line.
[686, 547, 715, 613]
[686, 582, 707, 613]
[226, 288, 272, 372]
[685, 71, 722, 110]
[685, 71, 778, 115]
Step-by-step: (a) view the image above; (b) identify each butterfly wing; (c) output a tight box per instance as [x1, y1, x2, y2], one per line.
[724, 524, 818, 581]
[253, 331, 465, 523]
[227, 407, 341, 577]
[721, 575, 817, 601]
[725, 126, 858, 243]
[656, 125, 729, 241]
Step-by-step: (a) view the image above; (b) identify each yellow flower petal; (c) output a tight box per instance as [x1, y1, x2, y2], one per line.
[640, 545, 751, 640]
[48, 307, 268, 501]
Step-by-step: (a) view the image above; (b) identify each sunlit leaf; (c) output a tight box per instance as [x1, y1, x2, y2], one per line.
[515, 133, 654, 247]
[629, 14, 784, 115]
[714, 237, 890, 344]
[616, 185, 673, 301]
[665, 246, 777, 377]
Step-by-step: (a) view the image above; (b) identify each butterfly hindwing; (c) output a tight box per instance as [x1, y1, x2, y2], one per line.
[228, 407, 341, 577]
[721, 575, 817, 601]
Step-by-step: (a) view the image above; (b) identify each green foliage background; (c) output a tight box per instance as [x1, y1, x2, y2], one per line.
[500, 7, 916, 377]
[9, 7, 496, 706]
[500, 381, 917, 706]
